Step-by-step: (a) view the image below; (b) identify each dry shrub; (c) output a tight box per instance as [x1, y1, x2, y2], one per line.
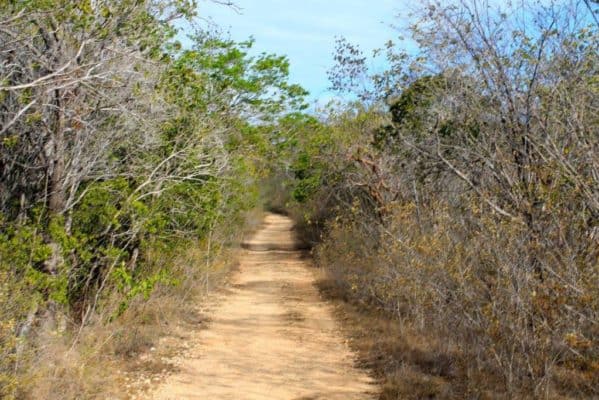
[313, 198, 598, 399]
[318, 276, 460, 400]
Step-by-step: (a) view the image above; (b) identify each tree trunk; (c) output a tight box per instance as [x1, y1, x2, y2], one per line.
[48, 89, 66, 215]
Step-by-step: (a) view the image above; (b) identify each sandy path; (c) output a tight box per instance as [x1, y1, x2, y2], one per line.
[149, 213, 376, 400]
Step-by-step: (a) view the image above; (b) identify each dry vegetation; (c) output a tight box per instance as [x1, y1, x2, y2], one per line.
[282, 1, 598, 398]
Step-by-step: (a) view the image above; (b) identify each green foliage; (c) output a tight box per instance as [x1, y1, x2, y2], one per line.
[0, 219, 68, 304]
[111, 263, 174, 318]
[374, 74, 448, 148]
[0, 0, 313, 395]
[291, 153, 322, 203]
[72, 179, 130, 236]
[162, 32, 308, 120]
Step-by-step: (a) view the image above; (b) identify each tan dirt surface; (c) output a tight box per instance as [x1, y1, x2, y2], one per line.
[148, 213, 377, 400]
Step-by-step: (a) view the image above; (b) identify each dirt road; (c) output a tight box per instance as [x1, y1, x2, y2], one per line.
[149, 213, 376, 399]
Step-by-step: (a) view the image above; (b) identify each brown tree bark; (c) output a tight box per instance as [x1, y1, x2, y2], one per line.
[48, 89, 66, 215]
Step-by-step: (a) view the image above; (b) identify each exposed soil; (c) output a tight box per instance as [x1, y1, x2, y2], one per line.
[146, 213, 377, 400]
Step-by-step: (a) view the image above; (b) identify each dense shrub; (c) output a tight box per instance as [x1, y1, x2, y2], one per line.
[284, 1, 598, 397]
[0, 1, 306, 397]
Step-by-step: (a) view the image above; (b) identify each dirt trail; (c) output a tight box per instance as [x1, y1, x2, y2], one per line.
[149, 213, 377, 400]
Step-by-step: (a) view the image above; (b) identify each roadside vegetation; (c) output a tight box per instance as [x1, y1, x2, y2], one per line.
[1, 0, 597, 399]
[0, 1, 306, 398]
[279, 1, 598, 398]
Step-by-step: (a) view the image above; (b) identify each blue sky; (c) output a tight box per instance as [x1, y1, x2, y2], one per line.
[193, 0, 402, 104]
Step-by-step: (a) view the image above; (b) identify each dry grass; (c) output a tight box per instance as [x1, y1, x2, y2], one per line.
[317, 276, 464, 400]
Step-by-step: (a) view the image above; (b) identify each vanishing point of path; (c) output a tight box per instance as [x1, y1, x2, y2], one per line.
[149, 213, 377, 400]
